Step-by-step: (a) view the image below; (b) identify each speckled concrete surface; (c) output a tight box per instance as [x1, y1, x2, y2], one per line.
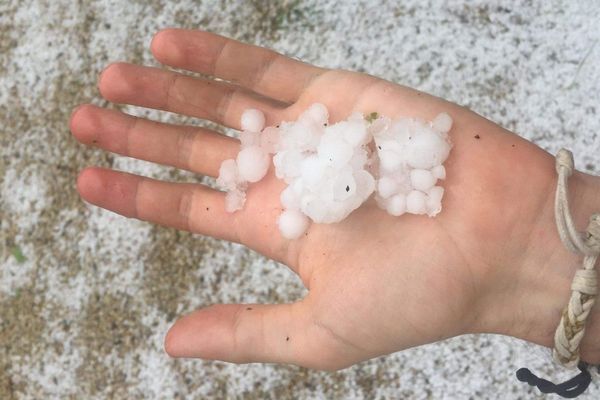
[1, 1, 599, 399]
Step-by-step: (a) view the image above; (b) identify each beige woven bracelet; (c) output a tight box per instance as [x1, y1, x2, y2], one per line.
[553, 148, 600, 367]
[516, 150, 599, 396]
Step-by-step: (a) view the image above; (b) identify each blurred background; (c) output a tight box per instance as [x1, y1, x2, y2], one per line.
[1, 0, 599, 398]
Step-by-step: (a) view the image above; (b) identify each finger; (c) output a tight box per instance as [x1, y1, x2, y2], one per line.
[151, 28, 325, 104]
[98, 62, 286, 130]
[77, 167, 239, 242]
[70, 104, 239, 177]
[164, 302, 351, 370]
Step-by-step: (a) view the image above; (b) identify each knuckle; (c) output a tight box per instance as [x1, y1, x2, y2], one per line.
[176, 129, 196, 169]
[177, 188, 195, 231]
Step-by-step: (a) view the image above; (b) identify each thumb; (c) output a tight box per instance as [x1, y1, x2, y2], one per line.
[164, 301, 339, 369]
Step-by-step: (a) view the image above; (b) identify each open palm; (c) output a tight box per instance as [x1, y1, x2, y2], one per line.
[71, 28, 568, 370]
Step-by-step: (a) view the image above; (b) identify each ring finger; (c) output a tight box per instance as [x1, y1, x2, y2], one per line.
[77, 167, 240, 243]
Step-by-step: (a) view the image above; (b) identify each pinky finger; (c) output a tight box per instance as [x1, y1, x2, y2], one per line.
[77, 167, 240, 243]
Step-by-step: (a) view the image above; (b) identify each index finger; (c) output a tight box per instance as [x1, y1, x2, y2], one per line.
[150, 28, 325, 104]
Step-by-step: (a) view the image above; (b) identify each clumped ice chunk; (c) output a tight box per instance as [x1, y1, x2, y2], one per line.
[217, 104, 453, 239]
[273, 150, 303, 182]
[216, 159, 240, 190]
[225, 189, 246, 213]
[318, 133, 354, 169]
[332, 169, 356, 201]
[217, 110, 270, 210]
[374, 111, 452, 219]
[274, 105, 375, 230]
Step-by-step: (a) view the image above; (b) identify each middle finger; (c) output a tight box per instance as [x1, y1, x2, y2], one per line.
[98, 63, 289, 130]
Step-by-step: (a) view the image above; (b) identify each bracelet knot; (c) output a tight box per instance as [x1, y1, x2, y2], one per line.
[571, 269, 598, 296]
[556, 148, 574, 176]
[584, 214, 600, 253]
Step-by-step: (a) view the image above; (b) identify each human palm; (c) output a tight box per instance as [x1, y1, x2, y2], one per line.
[71, 29, 564, 370]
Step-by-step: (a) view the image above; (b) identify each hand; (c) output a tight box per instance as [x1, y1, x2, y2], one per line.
[70, 28, 600, 370]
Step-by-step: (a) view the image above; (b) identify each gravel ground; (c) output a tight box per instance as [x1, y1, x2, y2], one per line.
[1, 0, 599, 399]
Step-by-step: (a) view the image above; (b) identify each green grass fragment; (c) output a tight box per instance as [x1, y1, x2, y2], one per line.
[11, 245, 26, 263]
[366, 111, 379, 123]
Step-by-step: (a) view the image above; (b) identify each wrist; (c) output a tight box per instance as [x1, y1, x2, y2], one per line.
[472, 156, 600, 363]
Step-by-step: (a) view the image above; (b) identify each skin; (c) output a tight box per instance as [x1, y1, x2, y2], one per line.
[70, 28, 600, 371]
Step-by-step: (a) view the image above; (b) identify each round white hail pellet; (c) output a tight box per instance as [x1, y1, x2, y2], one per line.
[377, 176, 399, 199]
[301, 103, 329, 126]
[405, 130, 451, 170]
[431, 165, 446, 180]
[237, 145, 270, 183]
[241, 109, 266, 133]
[386, 193, 407, 216]
[278, 209, 310, 239]
[406, 190, 427, 215]
[280, 186, 301, 211]
[225, 189, 245, 213]
[410, 169, 437, 192]
[432, 112, 452, 133]
[426, 186, 445, 216]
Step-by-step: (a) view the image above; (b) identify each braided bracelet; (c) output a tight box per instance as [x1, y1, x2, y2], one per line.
[517, 149, 600, 398]
[553, 149, 600, 367]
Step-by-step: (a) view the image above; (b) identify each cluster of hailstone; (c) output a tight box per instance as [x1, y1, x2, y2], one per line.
[371, 113, 452, 217]
[217, 104, 452, 240]
[216, 108, 278, 212]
